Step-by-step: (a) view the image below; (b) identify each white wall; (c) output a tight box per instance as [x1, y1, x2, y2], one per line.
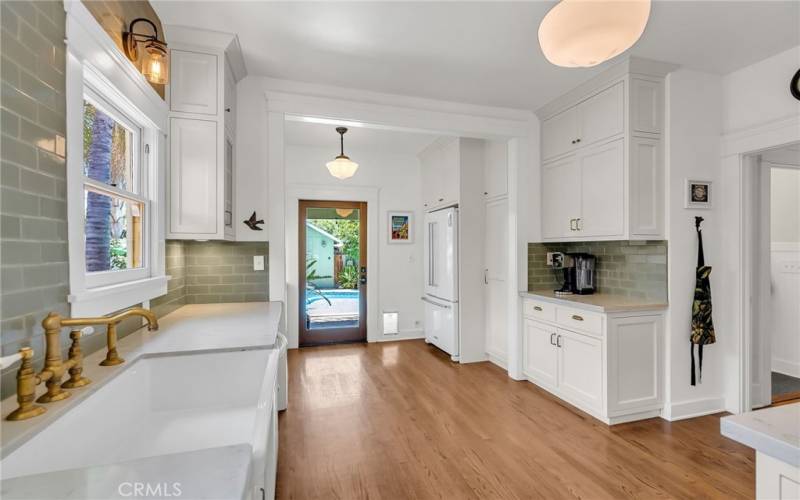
[721, 45, 800, 134]
[285, 144, 425, 344]
[664, 69, 725, 419]
[770, 166, 800, 378]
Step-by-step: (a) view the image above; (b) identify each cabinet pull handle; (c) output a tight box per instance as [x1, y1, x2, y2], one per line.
[550, 333, 556, 345]
[570, 218, 577, 231]
[556, 335, 563, 348]
[577, 218, 582, 231]
[576, 138, 581, 143]
[533, 306, 543, 312]
[484, 269, 488, 285]
[571, 140, 576, 144]
[571, 314, 584, 321]
[438, 198, 444, 202]
[260, 487, 265, 500]
[225, 107, 231, 112]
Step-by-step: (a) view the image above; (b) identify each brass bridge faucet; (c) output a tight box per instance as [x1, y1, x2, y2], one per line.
[4, 307, 158, 421]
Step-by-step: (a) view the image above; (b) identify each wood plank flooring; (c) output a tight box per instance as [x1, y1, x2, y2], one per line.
[277, 340, 754, 499]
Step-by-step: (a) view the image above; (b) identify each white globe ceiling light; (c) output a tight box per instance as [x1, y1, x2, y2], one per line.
[538, 0, 652, 68]
[326, 127, 359, 180]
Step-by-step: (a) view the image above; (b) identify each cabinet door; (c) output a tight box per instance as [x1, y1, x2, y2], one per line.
[542, 156, 579, 239]
[542, 106, 578, 161]
[524, 319, 558, 388]
[578, 139, 624, 237]
[484, 140, 508, 198]
[484, 198, 508, 361]
[577, 82, 624, 147]
[557, 329, 603, 413]
[169, 118, 218, 235]
[170, 49, 218, 115]
[224, 135, 234, 238]
[439, 138, 460, 206]
[224, 58, 236, 134]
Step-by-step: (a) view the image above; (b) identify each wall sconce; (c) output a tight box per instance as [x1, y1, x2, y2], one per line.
[123, 18, 169, 85]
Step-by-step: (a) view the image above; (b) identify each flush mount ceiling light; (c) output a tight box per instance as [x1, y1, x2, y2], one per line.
[326, 127, 359, 180]
[538, 0, 651, 68]
[123, 18, 169, 85]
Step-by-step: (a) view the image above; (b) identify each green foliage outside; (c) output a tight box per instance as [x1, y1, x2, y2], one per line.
[337, 266, 359, 289]
[310, 219, 360, 264]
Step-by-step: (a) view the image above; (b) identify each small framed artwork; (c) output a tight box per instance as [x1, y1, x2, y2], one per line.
[388, 211, 413, 244]
[685, 179, 712, 209]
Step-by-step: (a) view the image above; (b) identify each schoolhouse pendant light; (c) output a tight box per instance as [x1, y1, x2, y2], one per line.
[326, 127, 359, 180]
[538, 0, 651, 68]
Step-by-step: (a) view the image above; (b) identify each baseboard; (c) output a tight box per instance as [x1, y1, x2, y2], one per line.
[376, 329, 424, 343]
[662, 397, 726, 421]
[486, 351, 508, 370]
[773, 358, 800, 379]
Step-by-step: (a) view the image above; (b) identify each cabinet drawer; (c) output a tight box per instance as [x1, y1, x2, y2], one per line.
[523, 299, 555, 322]
[556, 306, 602, 336]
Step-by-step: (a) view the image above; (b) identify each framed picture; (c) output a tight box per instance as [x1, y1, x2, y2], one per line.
[388, 211, 413, 244]
[685, 179, 712, 209]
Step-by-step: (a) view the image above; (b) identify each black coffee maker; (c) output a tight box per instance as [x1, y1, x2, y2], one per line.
[555, 253, 597, 295]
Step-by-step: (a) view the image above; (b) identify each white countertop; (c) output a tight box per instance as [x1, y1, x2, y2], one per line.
[520, 290, 668, 313]
[1, 302, 283, 455]
[721, 403, 800, 467]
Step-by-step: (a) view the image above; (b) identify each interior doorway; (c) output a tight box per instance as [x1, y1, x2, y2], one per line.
[298, 200, 367, 346]
[747, 143, 800, 408]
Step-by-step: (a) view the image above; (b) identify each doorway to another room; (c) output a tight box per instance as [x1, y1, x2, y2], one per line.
[299, 200, 367, 346]
[748, 143, 800, 407]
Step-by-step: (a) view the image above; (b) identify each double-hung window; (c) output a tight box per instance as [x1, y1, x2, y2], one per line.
[82, 87, 149, 287]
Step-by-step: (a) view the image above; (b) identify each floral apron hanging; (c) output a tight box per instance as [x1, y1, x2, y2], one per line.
[691, 216, 715, 385]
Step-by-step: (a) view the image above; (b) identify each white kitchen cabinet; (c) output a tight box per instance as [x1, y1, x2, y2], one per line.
[169, 49, 218, 115]
[521, 294, 665, 425]
[484, 197, 508, 364]
[536, 58, 672, 241]
[557, 328, 603, 414]
[418, 137, 461, 210]
[523, 319, 558, 389]
[541, 106, 578, 161]
[541, 155, 578, 239]
[578, 139, 624, 237]
[483, 140, 508, 199]
[166, 32, 244, 240]
[169, 118, 218, 235]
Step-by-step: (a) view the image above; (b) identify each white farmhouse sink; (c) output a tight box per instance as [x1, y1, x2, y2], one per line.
[1, 349, 279, 498]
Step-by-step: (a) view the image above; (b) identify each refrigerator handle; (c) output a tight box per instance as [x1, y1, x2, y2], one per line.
[428, 222, 436, 287]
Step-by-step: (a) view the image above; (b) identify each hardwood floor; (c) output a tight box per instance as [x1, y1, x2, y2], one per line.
[277, 340, 754, 499]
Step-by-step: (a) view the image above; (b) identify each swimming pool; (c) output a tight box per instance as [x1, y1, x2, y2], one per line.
[306, 289, 360, 305]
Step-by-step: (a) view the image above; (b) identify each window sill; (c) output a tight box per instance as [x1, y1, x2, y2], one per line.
[68, 276, 168, 317]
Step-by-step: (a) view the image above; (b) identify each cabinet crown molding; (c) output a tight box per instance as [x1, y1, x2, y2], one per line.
[536, 56, 678, 121]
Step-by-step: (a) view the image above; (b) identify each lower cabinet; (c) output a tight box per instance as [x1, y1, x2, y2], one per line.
[522, 297, 664, 425]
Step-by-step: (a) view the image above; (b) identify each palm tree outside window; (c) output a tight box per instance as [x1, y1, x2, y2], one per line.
[82, 88, 148, 282]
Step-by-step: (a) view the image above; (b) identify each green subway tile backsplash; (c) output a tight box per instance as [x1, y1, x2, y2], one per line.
[151, 240, 270, 310]
[528, 241, 667, 301]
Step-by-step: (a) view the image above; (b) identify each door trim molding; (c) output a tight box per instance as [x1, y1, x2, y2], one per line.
[285, 184, 379, 348]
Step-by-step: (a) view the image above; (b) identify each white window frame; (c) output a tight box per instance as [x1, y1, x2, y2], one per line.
[65, 1, 168, 317]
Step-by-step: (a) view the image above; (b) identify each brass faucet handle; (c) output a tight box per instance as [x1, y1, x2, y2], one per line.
[0, 347, 32, 370]
[6, 348, 47, 421]
[61, 328, 94, 389]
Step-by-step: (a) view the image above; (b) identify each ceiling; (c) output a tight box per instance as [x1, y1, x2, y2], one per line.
[284, 119, 439, 154]
[152, 1, 800, 111]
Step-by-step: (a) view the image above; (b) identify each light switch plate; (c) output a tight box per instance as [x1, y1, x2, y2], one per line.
[253, 255, 265, 271]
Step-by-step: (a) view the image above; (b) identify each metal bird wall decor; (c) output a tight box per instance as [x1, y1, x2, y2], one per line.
[244, 211, 264, 231]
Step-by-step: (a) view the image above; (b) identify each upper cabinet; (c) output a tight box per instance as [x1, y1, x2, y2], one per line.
[536, 58, 674, 242]
[169, 49, 218, 115]
[164, 27, 247, 240]
[483, 140, 508, 200]
[419, 137, 461, 211]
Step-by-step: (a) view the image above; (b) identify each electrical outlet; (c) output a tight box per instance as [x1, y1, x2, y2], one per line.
[547, 252, 565, 268]
[253, 255, 265, 271]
